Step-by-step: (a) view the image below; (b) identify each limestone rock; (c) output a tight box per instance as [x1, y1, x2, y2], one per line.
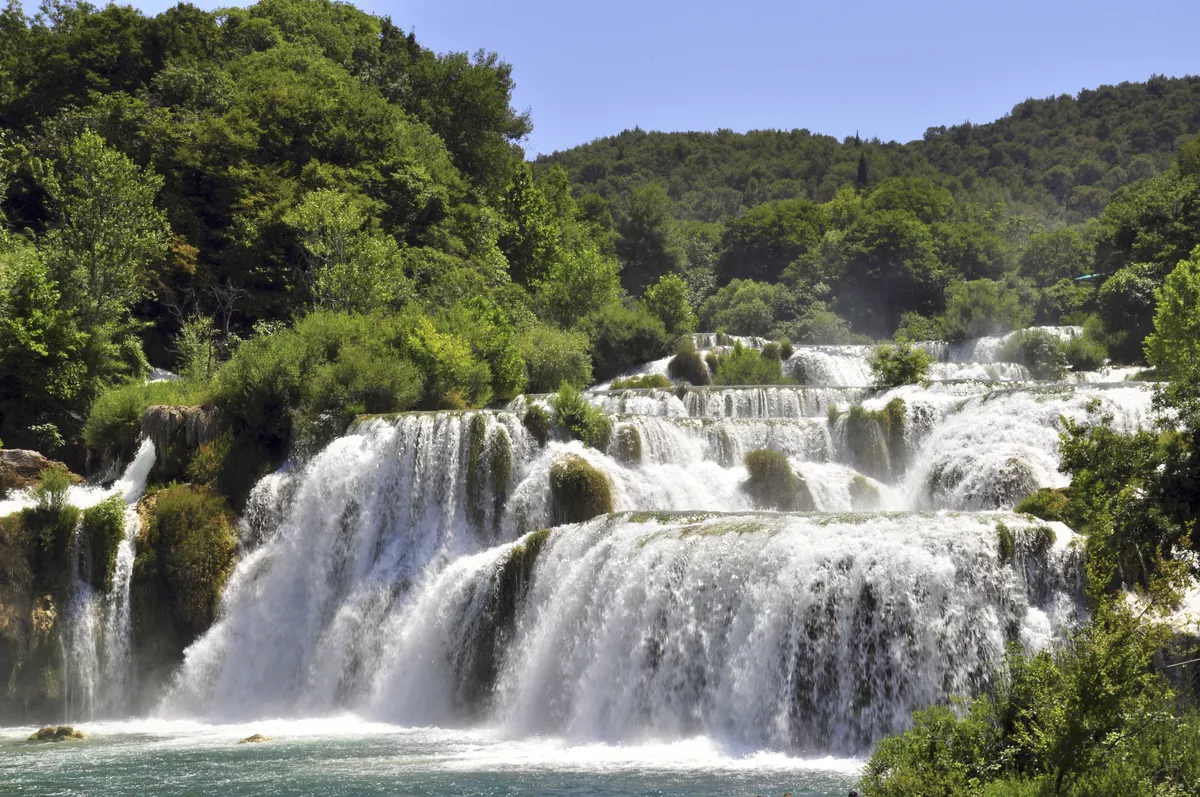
[0, 450, 78, 497]
[28, 725, 86, 742]
[238, 733, 271, 744]
[140, 405, 221, 481]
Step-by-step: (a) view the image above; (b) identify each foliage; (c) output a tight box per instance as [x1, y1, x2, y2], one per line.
[868, 341, 932, 389]
[521, 404, 550, 447]
[1060, 330, 1108, 372]
[667, 336, 710, 386]
[1014, 488, 1069, 524]
[999, 330, 1069, 380]
[893, 311, 943, 342]
[535, 246, 621, 328]
[515, 324, 593, 393]
[81, 495, 126, 593]
[642, 273, 697, 335]
[83, 379, 212, 462]
[700, 279, 791, 337]
[941, 279, 1032, 341]
[1144, 246, 1200, 377]
[786, 301, 869, 344]
[711, 341, 786, 386]
[609, 374, 672, 390]
[551, 383, 612, 450]
[135, 485, 237, 640]
[579, 303, 671, 382]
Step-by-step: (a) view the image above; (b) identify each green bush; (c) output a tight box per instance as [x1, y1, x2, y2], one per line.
[893, 311, 944, 341]
[522, 405, 551, 447]
[84, 379, 212, 461]
[82, 494, 126, 593]
[712, 341, 786, 385]
[552, 383, 612, 450]
[868, 341, 932, 389]
[549, 454, 614, 525]
[741, 449, 814, 511]
[613, 425, 643, 465]
[515, 324, 593, 393]
[21, 468, 81, 596]
[580, 303, 671, 381]
[667, 336, 711, 386]
[1060, 333, 1107, 372]
[134, 485, 237, 639]
[999, 329, 1068, 380]
[941, 279, 1033, 341]
[1015, 488, 1070, 523]
[609, 374, 671, 390]
[785, 301, 870, 344]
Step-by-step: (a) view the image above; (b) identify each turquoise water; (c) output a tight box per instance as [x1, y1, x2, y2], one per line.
[1, 719, 862, 796]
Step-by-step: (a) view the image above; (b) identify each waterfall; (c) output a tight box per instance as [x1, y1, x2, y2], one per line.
[61, 438, 156, 720]
[147, 326, 1157, 754]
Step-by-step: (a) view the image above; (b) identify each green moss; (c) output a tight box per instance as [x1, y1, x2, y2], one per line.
[466, 414, 488, 530]
[1015, 488, 1070, 524]
[81, 495, 126, 593]
[609, 374, 672, 390]
[487, 426, 512, 536]
[997, 522, 1016, 562]
[742, 449, 814, 511]
[849, 475, 882, 511]
[522, 404, 551, 447]
[843, 399, 907, 480]
[614, 425, 643, 465]
[668, 336, 711, 386]
[549, 454, 614, 525]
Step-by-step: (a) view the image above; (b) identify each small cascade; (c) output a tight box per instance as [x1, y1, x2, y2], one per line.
[61, 438, 156, 720]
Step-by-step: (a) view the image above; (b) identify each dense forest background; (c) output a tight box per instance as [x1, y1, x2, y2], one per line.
[0, 0, 1198, 477]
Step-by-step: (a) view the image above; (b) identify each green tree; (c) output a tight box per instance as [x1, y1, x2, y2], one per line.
[1019, 228, 1093, 287]
[642, 273, 697, 335]
[536, 246, 621, 328]
[865, 177, 954, 224]
[615, 182, 682, 295]
[941, 279, 1032, 340]
[37, 130, 170, 329]
[717, 198, 826, 284]
[1144, 246, 1200, 376]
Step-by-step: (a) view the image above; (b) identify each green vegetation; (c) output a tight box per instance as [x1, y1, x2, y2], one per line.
[613, 425, 643, 466]
[82, 380, 212, 463]
[999, 330, 1069, 380]
[548, 454, 614, 525]
[710, 341, 788, 385]
[1144, 246, 1200, 377]
[521, 405, 551, 447]
[81, 495, 126, 593]
[868, 341, 932, 389]
[133, 485, 237, 642]
[608, 374, 672, 390]
[515, 325, 593, 393]
[667, 336, 711, 386]
[741, 449, 814, 511]
[551, 383, 612, 450]
[1014, 488, 1070, 523]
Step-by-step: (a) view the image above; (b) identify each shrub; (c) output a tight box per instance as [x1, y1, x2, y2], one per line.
[1144, 247, 1200, 377]
[742, 449, 814, 511]
[609, 374, 671, 390]
[1060, 333, 1107, 372]
[552, 383, 612, 450]
[668, 336, 710, 386]
[549, 454, 614, 525]
[712, 341, 786, 385]
[515, 324, 593, 393]
[1015, 488, 1070, 523]
[134, 485, 237, 639]
[893, 311, 944, 342]
[642, 273, 698, 335]
[999, 329, 1068, 380]
[580, 303, 671, 381]
[81, 495, 126, 593]
[868, 341, 932, 389]
[614, 425, 643, 465]
[785, 301, 869, 344]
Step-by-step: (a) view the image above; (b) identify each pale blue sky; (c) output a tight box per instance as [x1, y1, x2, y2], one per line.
[128, 0, 1200, 156]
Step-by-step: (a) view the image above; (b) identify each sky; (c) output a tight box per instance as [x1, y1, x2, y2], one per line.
[127, 0, 1200, 157]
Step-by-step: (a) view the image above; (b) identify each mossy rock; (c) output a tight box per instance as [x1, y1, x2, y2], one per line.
[522, 405, 551, 447]
[28, 725, 86, 742]
[238, 733, 271, 744]
[614, 425, 643, 466]
[849, 475, 882, 511]
[549, 455, 614, 525]
[1015, 487, 1070, 524]
[741, 449, 814, 511]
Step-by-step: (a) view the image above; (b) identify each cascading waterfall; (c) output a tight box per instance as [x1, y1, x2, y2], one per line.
[148, 325, 1157, 754]
[61, 438, 156, 721]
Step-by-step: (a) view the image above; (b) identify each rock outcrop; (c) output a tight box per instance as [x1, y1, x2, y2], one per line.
[238, 733, 271, 744]
[140, 405, 221, 481]
[28, 725, 86, 742]
[0, 450, 77, 498]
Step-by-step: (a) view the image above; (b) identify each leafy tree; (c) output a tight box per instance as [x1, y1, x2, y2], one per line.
[700, 279, 791, 337]
[498, 161, 560, 286]
[865, 177, 954, 224]
[940, 279, 1032, 340]
[536, 246, 621, 328]
[1144, 246, 1200, 377]
[1019, 228, 1093, 286]
[37, 130, 170, 329]
[580, 303, 671, 381]
[642, 273, 697, 335]
[717, 198, 826, 283]
[868, 341, 932, 389]
[615, 182, 682, 295]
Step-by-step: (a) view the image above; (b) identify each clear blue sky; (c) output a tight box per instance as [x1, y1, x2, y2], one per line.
[128, 0, 1199, 156]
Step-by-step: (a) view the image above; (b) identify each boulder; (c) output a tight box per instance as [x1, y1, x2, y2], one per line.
[238, 733, 271, 744]
[140, 405, 222, 481]
[28, 725, 86, 742]
[0, 450, 77, 497]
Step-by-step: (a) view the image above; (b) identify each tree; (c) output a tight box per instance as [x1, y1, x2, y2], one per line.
[642, 273, 697, 335]
[866, 177, 954, 224]
[615, 182, 682, 295]
[940, 279, 1032, 340]
[498, 161, 560, 286]
[37, 130, 170, 329]
[1144, 247, 1200, 376]
[536, 246, 621, 328]
[868, 341, 931, 389]
[717, 198, 826, 284]
[282, 188, 407, 313]
[1019, 228, 1093, 286]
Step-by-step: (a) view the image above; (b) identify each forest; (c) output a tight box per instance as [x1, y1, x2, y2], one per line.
[1, 2, 1200, 795]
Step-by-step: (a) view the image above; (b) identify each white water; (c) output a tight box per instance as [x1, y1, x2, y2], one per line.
[61, 439, 156, 721]
[9, 324, 1150, 762]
